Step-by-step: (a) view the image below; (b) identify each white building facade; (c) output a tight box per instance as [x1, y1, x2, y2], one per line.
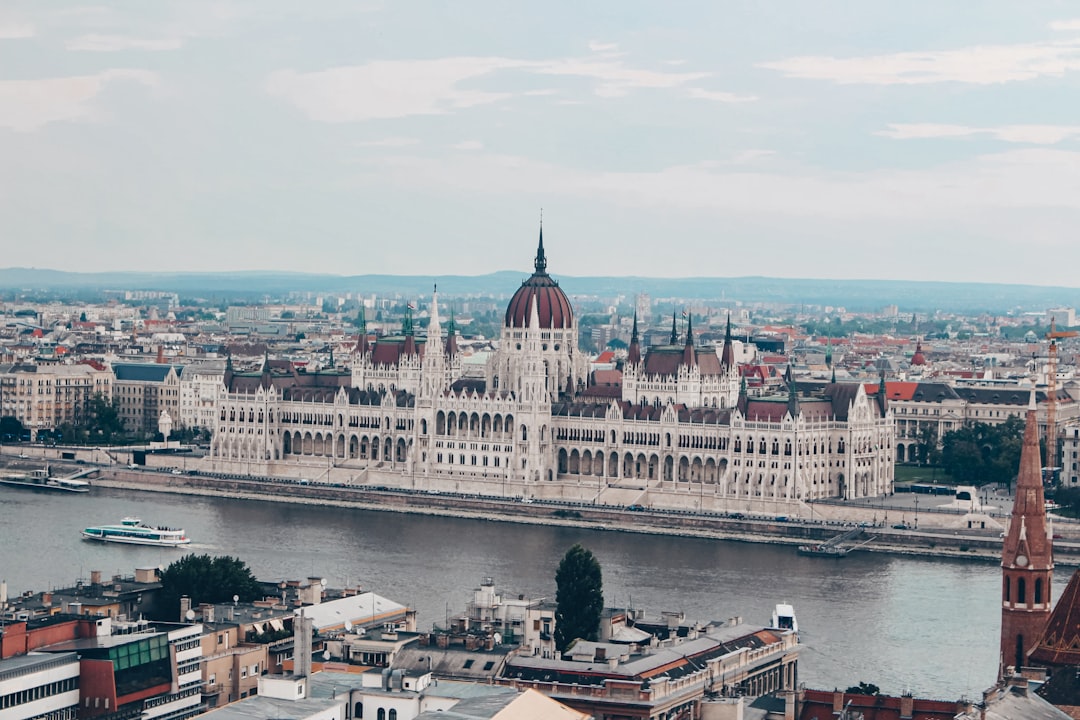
[206, 231, 894, 513]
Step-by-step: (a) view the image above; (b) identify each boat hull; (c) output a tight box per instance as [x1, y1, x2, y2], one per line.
[81, 531, 190, 547]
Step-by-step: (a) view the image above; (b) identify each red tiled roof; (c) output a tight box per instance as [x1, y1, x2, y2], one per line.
[798, 689, 958, 720]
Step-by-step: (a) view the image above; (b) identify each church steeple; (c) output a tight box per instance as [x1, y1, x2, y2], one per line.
[670, 309, 678, 345]
[1000, 409, 1054, 677]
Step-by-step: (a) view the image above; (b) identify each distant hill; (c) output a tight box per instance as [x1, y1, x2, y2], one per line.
[0, 267, 1077, 314]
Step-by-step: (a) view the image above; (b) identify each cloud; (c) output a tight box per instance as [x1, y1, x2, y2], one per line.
[588, 41, 619, 53]
[0, 69, 158, 131]
[686, 87, 758, 103]
[0, 21, 33, 39]
[366, 147, 1080, 223]
[453, 140, 484, 151]
[533, 57, 708, 97]
[265, 57, 522, 122]
[266, 47, 721, 120]
[761, 38, 1080, 85]
[877, 123, 1080, 144]
[66, 34, 185, 51]
[1049, 19, 1080, 31]
[356, 137, 420, 147]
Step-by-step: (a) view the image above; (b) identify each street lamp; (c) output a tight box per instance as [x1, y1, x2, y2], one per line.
[915, 497, 919, 529]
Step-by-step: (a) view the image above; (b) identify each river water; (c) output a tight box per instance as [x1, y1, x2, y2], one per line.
[0, 487, 1067, 701]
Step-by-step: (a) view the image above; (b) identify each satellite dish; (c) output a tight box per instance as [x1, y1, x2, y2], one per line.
[320, 578, 327, 588]
[185, 609, 195, 621]
[344, 620, 353, 632]
[233, 594, 239, 606]
[322, 650, 331, 661]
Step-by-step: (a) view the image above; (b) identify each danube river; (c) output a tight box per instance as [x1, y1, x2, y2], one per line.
[0, 487, 1068, 700]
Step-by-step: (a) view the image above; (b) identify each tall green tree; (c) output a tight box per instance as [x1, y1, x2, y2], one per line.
[554, 544, 603, 652]
[940, 416, 1026, 486]
[154, 554, 262, 621]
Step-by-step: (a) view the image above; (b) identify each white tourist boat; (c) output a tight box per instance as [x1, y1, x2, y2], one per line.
[771, 603, 798, 633]
[81, 517, 191, 547]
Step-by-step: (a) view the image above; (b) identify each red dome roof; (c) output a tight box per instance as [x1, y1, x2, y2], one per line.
[504, 229, 574, 329]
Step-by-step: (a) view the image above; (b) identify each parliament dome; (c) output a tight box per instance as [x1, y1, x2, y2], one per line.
[504, 229, 574, 330]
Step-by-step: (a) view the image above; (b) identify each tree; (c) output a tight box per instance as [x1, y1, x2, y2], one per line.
[845, 681, 881, 695]
[85, 393, 125, 444]
[154, 554, 263, 621]
[939, 416, 1025, 486]
[554, 544, 603, 652]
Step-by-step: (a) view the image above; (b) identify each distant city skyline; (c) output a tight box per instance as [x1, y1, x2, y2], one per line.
[2, 2, 1080, 285]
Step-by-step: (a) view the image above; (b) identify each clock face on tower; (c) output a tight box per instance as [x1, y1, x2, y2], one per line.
[1016, 554, 1029, 567]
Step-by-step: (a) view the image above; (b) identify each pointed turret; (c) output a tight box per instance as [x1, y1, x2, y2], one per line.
[737, 374, 748, 415]
[720, 314, 735, 369]
[786, 368, 800, 418]
[876, 369, 888, 416]
[224, 352, 234, 390]
[627, 312, 641, 366]
[1000, 409, 1054, 676]
[354, 306, 370, 356]
[681, 314, 696, 367]
[825, 336, 833, 369]
[445, 307, 458, 358]
[402, 303, 417, 356]
[670, 310, 678, 345]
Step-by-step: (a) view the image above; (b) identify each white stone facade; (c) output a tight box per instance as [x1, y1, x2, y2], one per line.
[206, 238, 894, 513]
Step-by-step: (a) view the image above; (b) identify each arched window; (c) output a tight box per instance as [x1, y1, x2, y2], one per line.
[1035, 578, 1043, 604]
[1004, 577, 1011, 602]
[389, 711, 397, 720]
[1018, 578, 1027, 604]
[378, 709, 386, 720]
[354, 702, 363, 718]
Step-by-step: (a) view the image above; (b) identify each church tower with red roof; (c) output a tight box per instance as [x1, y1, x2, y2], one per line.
[1000, 407, 1054, 676]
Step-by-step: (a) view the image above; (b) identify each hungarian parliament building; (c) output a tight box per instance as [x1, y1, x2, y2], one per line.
[209, 231, 895, 514]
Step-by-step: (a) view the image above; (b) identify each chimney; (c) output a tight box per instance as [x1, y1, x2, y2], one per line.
[295, 612, 313, 679]
[90, 570, 102, 586]
[42, 592, 52, 606]
[199, 603, 215, 623]
[833, 691, 845, 713]
[900, 691, 914, 719]
[179, 596, 191, 623]
[0, 579, 7, 608]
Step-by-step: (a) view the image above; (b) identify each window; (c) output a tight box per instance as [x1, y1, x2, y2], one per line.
[463, 659, 475, 669]
[378, 710, 386, 720]
[389, 711, 397, 720]
[483, 661, 495, 671]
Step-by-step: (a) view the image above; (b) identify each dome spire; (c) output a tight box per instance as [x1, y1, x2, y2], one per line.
[535, 210, 547, 275]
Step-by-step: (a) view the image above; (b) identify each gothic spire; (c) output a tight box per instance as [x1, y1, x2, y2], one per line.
[721, 313, 735, 369]
[787, 369, 800, 418]
[534, 214, 547, 275]
[681, 313, 695, 367]
[627, 312, 641, 366]
[670, 309, 678, 345]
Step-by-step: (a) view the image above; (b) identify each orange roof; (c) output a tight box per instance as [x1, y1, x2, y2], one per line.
[595, 350, 616, 363]
[863, 381, 919, 401]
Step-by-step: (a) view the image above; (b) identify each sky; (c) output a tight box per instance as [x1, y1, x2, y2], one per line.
[2, 1, 1080, 285]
